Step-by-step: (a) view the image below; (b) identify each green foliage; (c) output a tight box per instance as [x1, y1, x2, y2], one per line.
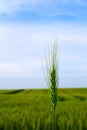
[0, 88, 87, 130]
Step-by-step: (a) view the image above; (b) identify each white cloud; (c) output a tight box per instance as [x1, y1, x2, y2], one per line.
[0, 0, 44, 14]
[0, 62, 40, 78]
[0, 23, 87, 88]
[0, 0, 87, 16]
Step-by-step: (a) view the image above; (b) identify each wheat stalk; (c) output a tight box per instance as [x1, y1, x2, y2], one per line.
[44, 42, 59, 130]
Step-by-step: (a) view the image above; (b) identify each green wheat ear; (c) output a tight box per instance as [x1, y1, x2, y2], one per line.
[44, 42, 59, 130]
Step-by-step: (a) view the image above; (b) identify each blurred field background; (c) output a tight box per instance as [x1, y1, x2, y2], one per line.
[0, 88, 87, 130]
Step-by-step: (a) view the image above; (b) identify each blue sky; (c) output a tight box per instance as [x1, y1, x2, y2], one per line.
[0, 0, 87, 89]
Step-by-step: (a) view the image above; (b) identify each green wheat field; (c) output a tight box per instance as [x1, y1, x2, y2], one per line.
[0, 88, 87, 130]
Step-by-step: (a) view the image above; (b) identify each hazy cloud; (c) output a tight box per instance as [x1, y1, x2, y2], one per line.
[0, 0, 87, 16]
[0, 23, 87, 80]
